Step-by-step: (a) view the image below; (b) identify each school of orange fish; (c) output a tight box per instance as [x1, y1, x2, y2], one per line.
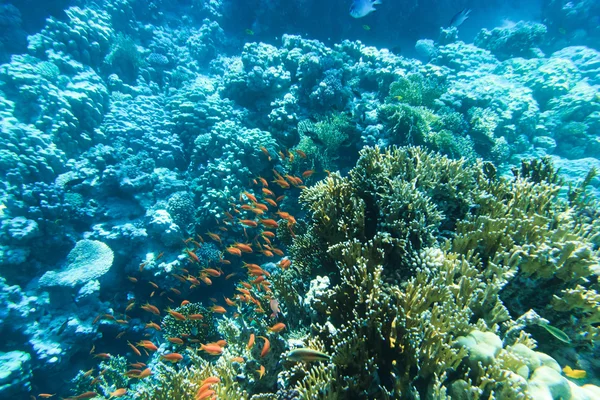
[34, 147, 318, 400]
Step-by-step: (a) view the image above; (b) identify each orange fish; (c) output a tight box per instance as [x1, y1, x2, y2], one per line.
[127, 276, 137, 283]
[196, 390, 215, 400]
[243, 191, 258, 203]
[186, 249, 200, 263]
[71, 392, 100, 399]
[200, 275, 213, 285]
[279, 259, 291, 269]
[128, 341, 142, 357]
[205, 231, 222, 244]
[256, 365, 266, 379]
[211, 305, 227, 314]
[141, 303, 160, 316]
[203, 268, 222, 277]
[225, 273, 237, 280]
[145, 322, 161, 331]
[247, 333, 255, 350]
[264, 198, 278, 207]
[254, 202, 269, 211]
[37, 395, 55, 398]
[168, 337, 184, 345]
[262, 231, 276, 238]
[167, 308, 187, 321]
[161, 353, 184, 363]
[260, 219, 279, 228]
[93, 353, 111, 360]
[136, 341, 158, 352]
[231, 357, 245, 363]
[268, 323, 286, 332]
[302, 170, 315, 178]
[234, 243, 253, 253]
[272, 248, 284, 256]
[261, 188, 275, 197]
[239, 219, 258, 228]
[225, 246, 242, 256]
[188, 314, 204, 320]
[109, 389, 127, 398]
[181, 300, 190, 306]
[224, 297, 236, 306]
[200, 343, 224, 355]
[258, 336, 270, 357]
[260, 146, 271, 160]
[137, 368, 152, 379]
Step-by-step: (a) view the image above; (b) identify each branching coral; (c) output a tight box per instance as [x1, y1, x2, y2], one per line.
[283, 145, 600, 398]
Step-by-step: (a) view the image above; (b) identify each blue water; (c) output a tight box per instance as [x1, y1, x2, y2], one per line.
[1, 0, 599, 398]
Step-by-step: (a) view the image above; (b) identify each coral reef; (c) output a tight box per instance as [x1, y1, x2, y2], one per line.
[0, 0, 599, 397]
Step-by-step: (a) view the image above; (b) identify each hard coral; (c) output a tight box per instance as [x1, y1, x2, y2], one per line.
[282, 146, 600, 398]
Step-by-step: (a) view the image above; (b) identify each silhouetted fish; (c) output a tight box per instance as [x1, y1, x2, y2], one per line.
[450, 8, 471, 27]
[350, 0, 382, 18]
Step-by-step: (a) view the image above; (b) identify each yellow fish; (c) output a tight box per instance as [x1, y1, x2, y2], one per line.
[563, 365, 586, 379]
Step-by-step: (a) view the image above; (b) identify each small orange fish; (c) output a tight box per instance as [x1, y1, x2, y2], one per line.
[145, 322, 161, 331]
[137, 368, 153, 379]
[295, 149, 307, 158]
[141, 303, 160, 316]
[211, 305, 227, 314]
[258, 336, 271, 357]
[243, 191, 258, 203]
[93, 353, 112, 360]
[109, 388, 127, 398]
[225, 273, 237, 280]
[161, 353, 184, 363]
[234, 243, 253, 253]
[127, 276, 138, 283]
[196, 390, 215, 400]
[260, 219, 279, 228]
[37, 394, 55, 398]
[302, 170, 315, 178]
[264, 198, 278, 207]
[224, 297, 236, 306]
[181, 300, 190, 306]
[256, 365, 266, 379]
[200, 275, 213, 285]
[188, 314, 204, 320]
[137, 340, 158, 352]
[128, 341, 142, 357]
[231, 357, 245, 363]
[261, 188, 275, 197]
[200, 343, 224, 355]
[279, 259, 291, 269]
[205, 231, 222, 244]
[155, 252, 165, 260]
[203, 268, 222, 277]
[215, 339, 227, 347]
[167, 308, 187, 321]
[168, 337, 185, 345]
[268, 323, 286, 333]
[262, 231, 276, 238]
[239, 219, 258, 228]
[247, 333, 255, 350]
[225, 246, 243, 256]
[72, 392, 100, 399]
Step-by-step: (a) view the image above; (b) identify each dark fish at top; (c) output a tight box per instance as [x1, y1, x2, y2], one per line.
[450, 8, 471, 27]
[350, 0, 382, 18]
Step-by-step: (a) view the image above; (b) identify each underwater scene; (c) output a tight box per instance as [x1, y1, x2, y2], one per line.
[1, 0, 600, 398]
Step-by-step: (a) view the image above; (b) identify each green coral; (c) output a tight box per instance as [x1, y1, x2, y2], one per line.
[278, 145, 600, 398]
